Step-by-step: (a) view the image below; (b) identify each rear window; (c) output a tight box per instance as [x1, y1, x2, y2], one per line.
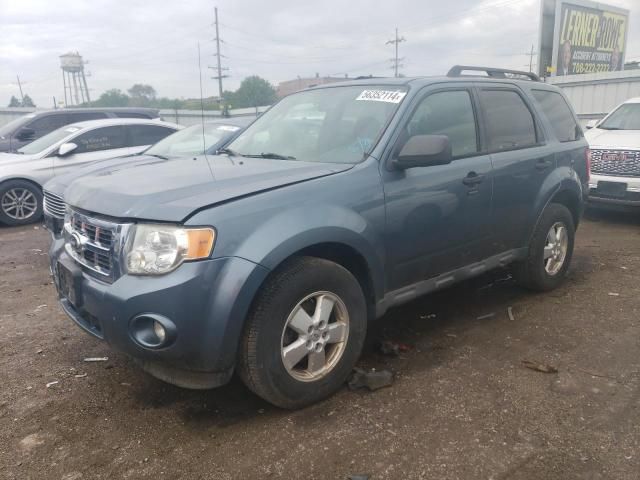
[127, 124, 175, 147]
[479, 90, 538, 152]
[532, 90, 581, 142]
[69, 112, 108, 122]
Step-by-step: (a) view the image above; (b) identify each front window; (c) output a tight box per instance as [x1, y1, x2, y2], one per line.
[145, 123, 239, 157]
[227, 85, 407, 164]
[0, 115, 33, 139]
[17, 125, 82, 155]
[598, 103, 640, 130]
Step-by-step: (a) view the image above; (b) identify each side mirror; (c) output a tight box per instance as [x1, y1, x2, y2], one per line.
[585, 119, 599, 130]
[16, 127, 35, 141]
[394, 134, 452, 169]
[58, 142, 78, 157]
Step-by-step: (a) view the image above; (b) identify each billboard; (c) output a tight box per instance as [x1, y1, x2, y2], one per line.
[538, 0, 630, 77]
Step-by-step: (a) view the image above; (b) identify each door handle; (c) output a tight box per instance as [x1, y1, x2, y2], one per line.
[535, 159, 553, 170]
[463, 172, 485, 186]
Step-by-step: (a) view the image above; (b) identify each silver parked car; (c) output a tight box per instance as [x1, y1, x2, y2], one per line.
[0, 118, 180, 226]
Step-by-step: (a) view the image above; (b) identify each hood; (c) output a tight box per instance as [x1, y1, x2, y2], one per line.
[0, 152, 37, 166]
[58, 154, 353, 222]
[585, 128, 640, 150]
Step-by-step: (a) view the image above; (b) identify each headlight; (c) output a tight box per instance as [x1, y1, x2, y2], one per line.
[124, 224, 215, 275]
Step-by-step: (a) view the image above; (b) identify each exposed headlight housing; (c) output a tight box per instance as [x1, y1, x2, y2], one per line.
[124, 224, 215, 275]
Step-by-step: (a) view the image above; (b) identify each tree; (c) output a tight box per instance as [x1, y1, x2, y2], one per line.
[128, 84, 157, 106]
[8, 96, 20, 107]
[93, 89, 130, 107]
[231, 76, 277, 109]
[21, 94, 35, 107]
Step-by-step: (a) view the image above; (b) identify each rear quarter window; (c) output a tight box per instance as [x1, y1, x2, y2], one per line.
[531, 90, 581, 142]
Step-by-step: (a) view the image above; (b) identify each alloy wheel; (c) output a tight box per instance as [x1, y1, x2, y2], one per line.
[1, 188, 38, 220]
[544, 221, 568, 275]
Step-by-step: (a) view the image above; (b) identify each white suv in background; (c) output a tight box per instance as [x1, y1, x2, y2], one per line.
[585, 97, 640, 208]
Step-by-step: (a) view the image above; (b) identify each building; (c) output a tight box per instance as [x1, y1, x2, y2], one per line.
[276, 74, 347, 98]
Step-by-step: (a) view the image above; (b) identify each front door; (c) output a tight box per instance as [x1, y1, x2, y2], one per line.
[381, 87, 493, 291]
[52, 125, 131, 177]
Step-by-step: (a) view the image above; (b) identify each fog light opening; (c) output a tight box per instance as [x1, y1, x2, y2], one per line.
[130, 314, 176, 349]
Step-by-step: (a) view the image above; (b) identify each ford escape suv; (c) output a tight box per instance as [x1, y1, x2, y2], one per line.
[45, 66, 588, 408]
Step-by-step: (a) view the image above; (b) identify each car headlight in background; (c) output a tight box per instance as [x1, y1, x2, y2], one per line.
[125, 224, 215, 275]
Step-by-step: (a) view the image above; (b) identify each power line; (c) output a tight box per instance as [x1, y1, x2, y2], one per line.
[386, 28, 406, 78]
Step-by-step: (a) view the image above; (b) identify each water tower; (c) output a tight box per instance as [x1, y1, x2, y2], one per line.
[60, 52, 90, 106]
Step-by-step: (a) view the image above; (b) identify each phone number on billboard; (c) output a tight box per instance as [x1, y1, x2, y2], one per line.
[572, 63, 612, 74]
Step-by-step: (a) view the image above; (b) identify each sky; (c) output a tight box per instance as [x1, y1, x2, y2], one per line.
[1, 0, 639, 107]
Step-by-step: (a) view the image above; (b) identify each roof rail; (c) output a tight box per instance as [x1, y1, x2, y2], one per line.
[447, 65, 541, 82]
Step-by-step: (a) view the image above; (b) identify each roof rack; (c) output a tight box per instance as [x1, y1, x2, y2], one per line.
[447, 65, 541, 82]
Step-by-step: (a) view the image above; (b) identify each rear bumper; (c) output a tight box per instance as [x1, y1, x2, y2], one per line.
[588, 173, 640, 207]
[49, 236, 270, 388]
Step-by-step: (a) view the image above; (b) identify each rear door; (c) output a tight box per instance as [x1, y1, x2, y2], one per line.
[382, 85, 493, 290]
[478, 85, 556, 253]
[52, 125, 129, 176]
[126, 124, 176, 153]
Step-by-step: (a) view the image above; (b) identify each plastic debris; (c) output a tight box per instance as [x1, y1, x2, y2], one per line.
[74, 374, 88, 378]
[348, 475, 370, 480]
[348, 368, 394, 391]
[522, 360, 558, 374]
[476, 312, 495, 320]
[83, 357, 109, 362]
[507, 306, 515, 321]
[46, 381, 59, 388]
[608, 292, 620, 297]
[377, 340, 413, 356]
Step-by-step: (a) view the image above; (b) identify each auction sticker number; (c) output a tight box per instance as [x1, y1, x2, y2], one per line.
[356, 90, 407, 103]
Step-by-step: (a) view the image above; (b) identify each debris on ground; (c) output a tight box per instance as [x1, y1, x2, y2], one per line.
[377, 340, 413, 357]
[608, 292, 620, 297]
[420, 313, 436, 320]
[348, 368, 394, 391]
[522, 360, 558, 374]
[74, 373, 88, 378]
[507, 306, 515, 321]
[476, 312, 496, 320]
[46, 381, 59, 388]
[348, 475, 370, 480]
[83, 357, 109, 362]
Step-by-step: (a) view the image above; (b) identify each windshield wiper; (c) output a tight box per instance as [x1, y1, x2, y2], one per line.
[242, 152, 297, 160]
[598, 126, 624, 130]
[146, 153, 169, 160]
[216, 147, 238, 156]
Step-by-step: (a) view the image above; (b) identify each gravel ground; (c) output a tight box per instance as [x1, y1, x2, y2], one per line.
[1, 210, 639, 480]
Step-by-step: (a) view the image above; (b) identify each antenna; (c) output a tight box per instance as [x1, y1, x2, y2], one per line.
[198, 41, 215, 179]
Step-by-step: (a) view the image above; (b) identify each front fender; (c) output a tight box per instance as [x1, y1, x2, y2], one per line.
[232, 204, 386, 300]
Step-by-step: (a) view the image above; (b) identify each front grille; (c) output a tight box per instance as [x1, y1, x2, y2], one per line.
[64, 209, 125, 281]
[590, 149, 640, 177]
[43, 190, 66, 219]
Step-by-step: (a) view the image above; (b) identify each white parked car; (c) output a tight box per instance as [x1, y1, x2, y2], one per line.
[585, 97, 640, 208]
[0, 118, 180, 225]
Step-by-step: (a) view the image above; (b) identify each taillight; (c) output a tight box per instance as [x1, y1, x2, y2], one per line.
[585, 148, 591, 182]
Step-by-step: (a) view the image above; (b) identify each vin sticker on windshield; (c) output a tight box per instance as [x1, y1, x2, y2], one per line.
[356, 90, 406, 103]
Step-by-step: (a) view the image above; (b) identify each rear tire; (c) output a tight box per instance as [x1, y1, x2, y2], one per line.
[0, 180, 43, 226]
[238, 256, 367, 409]
[513, 203, 575, 291]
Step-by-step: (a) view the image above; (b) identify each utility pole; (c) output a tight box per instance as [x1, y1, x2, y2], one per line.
[16, 75, 24, 103]
[528, 44, 536, 73]
[386, 28, 406, 78]
[209, 7, 229, 112]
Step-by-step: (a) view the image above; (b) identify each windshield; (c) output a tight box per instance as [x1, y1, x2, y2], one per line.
[598, 103, 640, 130]
[0, 115, 33, 139]
[227, 85, 407, 163]
[17, 125, 81, 155]
[145, 123, 241, 157]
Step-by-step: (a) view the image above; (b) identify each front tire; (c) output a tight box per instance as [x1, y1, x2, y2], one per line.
[513, 203, 575, 291]
[238, 256, 367, 409]
[0, 180, 43, 226]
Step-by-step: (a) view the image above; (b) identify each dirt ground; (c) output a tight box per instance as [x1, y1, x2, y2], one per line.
[1, 210, 639, 480]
